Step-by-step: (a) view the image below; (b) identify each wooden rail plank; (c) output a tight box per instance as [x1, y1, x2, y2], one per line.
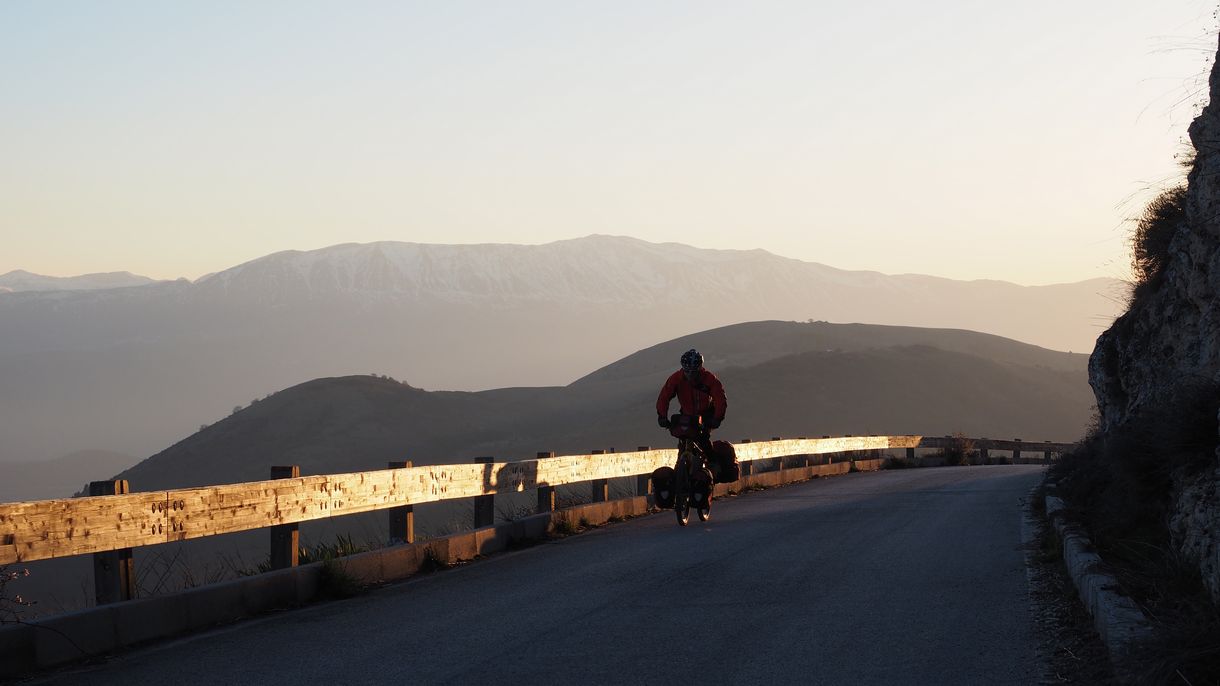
[734, 436, 921, 462]
[0, 434, 947, 563]
[0, 492, 167, 563]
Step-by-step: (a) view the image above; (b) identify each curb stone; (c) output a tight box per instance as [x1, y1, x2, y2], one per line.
[1043, 492, 1153, 670]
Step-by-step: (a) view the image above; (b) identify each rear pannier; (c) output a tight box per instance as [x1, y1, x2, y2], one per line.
[711, 440, 740, 483]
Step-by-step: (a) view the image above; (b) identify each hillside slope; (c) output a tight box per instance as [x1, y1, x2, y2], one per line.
[575, 319, 1084, 388]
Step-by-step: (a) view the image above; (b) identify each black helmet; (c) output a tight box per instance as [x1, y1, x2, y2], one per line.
[680, 349, 703, 373]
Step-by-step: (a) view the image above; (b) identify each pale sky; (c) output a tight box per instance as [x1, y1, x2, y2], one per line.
[1, 1, 1216, 284]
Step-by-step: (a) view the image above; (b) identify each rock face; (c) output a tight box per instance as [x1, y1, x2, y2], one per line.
[1089, 36, 1220, 600]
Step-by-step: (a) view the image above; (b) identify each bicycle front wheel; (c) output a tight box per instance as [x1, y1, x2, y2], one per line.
[696, 494, 711, 522]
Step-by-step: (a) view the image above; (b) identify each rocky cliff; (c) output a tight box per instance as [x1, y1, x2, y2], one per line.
[1089, 36, 1220, 600]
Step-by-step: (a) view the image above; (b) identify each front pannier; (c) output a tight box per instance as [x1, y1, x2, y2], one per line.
[668, 414, 703, 439]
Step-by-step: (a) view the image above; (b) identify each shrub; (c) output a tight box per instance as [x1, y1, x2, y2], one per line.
[317, 560, 361, 600]
[939, 433, 975, 466]
[1131, 185, 1186, 295]
[419, 549, 448, 574]
[882, 456, 915, 470]
[551, 516, 578, 536]
[1051, 381, 1219, 552]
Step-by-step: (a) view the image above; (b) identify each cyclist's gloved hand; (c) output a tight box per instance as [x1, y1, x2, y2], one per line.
[707, 418, 722, 430]
[657, 415, 671, 429]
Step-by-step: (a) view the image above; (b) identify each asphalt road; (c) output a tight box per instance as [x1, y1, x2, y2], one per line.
[41, 465, 1045, 685]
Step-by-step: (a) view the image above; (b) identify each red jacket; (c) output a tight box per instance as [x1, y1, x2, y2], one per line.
[656, 369, 727, 423]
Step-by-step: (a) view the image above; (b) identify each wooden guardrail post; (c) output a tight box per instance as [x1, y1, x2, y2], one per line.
[388, 460, 414, 544]
[269, 465, 300, 570]
[636, 447, 652, 496]
[590, 450, 609, 502]
[1012, 439, 1023, 464]
[978, 441, 990, 464]
[474, 457, 495, 528]
[88, 480, 135, 605]
[740, 439, 752, 475]
[537, 452, 556, 512]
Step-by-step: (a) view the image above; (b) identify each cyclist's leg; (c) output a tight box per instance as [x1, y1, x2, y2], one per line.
[697, 430, 717, 478]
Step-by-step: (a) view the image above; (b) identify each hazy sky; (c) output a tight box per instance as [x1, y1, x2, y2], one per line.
[1, 1, 1216, 284]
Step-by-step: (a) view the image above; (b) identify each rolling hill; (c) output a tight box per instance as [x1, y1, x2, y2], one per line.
[113, 320, 1093, 492]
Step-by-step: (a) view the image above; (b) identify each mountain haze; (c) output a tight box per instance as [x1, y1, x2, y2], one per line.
[115, 320, 1093, 492]
[0, 450, 137, 502]
[0, 237, 1117, 462]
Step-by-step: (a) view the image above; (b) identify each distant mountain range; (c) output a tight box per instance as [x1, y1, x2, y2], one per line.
[0, 236, 1119, 463]
[115, 320, 1093, 492]
[0, 269, 159, 293]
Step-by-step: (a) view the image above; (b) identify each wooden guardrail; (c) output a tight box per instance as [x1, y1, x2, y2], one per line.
[0, 434, 1072, 604]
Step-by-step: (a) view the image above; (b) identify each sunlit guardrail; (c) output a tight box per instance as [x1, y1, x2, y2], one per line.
[0, 434, 1071, 605]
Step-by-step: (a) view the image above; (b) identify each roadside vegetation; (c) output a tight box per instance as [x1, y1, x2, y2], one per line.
[0, 566, 34, 624]
[939, 433, 976, 466]
[881, 455, 915, 469]
[1048, 384, 1220, 684]
[1129, 184, 1187, 305]
[1055, 134, 1220, 683]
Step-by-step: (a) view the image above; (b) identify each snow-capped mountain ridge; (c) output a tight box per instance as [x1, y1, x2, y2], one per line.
[197, 235, 787, 303]
[194, 234, 1060, 307]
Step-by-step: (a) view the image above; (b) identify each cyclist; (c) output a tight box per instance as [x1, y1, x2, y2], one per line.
[656, 348, 727, 461]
